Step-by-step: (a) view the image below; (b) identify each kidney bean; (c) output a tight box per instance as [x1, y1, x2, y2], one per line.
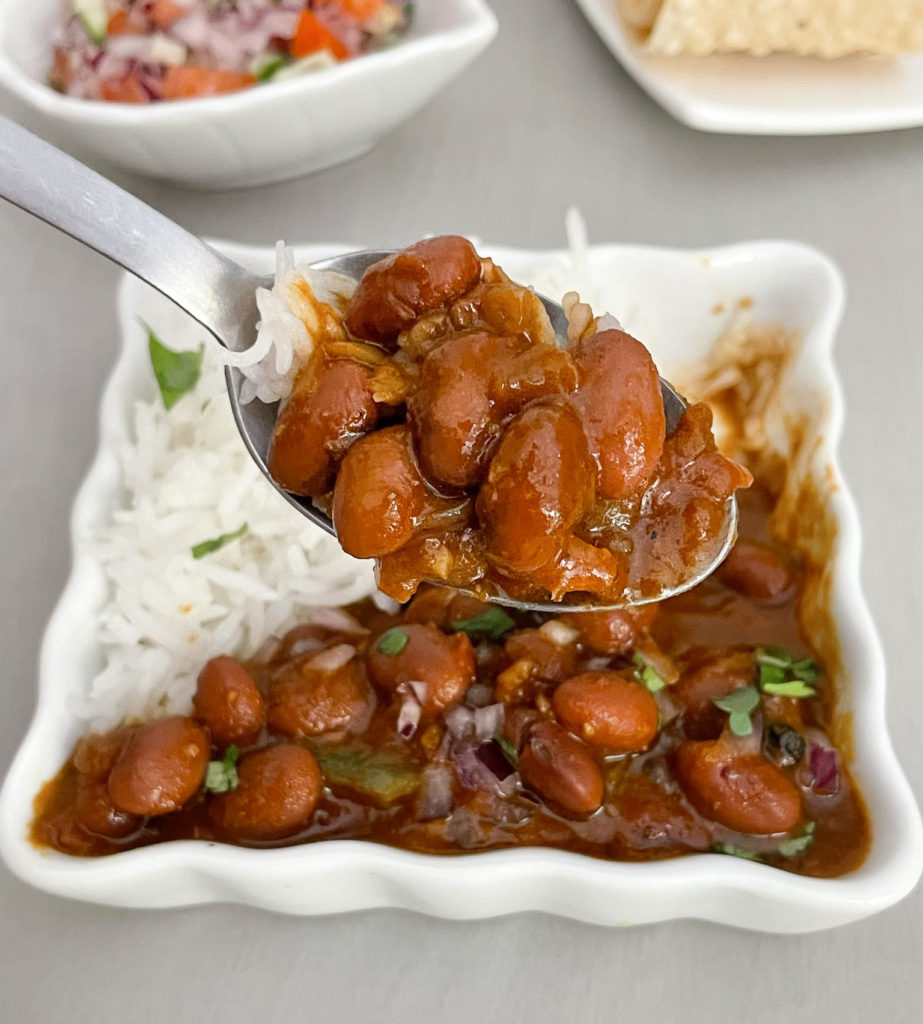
[518, 721, 603, 817]
[477, 400, 596, 575]
[671, 650, 755, 740]
[194, 655, 265, 749]
[268, 359, 378, 496]
[208, 744, 322, 841]
[408, 331, 579, 490]
[572, 329, 666, 500]
[672, 735, 803, 834]
[332, 425, 429, 558]
[365, 622, 475, 717]
[75, 777, 142, 839]
[560, 606, 658, 655]
[409, 331, 523, 489]
[552, 671, 660, 753]
[718, 541, 794, 601]
[267, 650, 374, 738]
[108, 717, 210, 816]
[344, 236, 482, 348]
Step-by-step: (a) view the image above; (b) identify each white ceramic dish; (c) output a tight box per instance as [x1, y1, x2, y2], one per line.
[574, 0, 923, 135]
[1, 239, 921, 931]
[0, 0, 497, 188]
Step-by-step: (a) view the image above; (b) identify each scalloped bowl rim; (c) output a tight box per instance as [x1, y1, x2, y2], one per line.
[1, 238, 920, 931]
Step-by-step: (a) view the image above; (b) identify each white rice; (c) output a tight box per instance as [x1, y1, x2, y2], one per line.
[75, 322, 377, 729]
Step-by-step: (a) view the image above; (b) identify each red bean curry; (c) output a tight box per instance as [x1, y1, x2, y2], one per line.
[267, 237, 751, 605]
[33, 480, 869, 875]
[31, 242, 870, 875]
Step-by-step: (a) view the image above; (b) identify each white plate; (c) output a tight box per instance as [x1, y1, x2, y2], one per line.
[574, 0, 923, 135]
[1, 239, 921, 931]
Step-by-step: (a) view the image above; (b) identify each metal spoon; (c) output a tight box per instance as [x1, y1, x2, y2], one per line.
[0, 116, 736, 609]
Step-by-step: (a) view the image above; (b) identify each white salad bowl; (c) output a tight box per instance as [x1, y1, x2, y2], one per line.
[0, 0, 497, 188]
[1, 239, 920, 932]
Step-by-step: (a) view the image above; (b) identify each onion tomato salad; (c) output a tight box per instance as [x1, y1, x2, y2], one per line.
[48, 0, 412, 103]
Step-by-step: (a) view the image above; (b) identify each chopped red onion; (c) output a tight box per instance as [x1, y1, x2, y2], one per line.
[473, 703, 504, 743]
[416, 763, 454, 821]
[396, 689, 422, 740]
[445, 704, 475, 740]
[595, 313, 624, 333]
[476, 739, 516, 782]
[453, 742, 496, 791]
[453, 740, 519, 796]
[304, 643, 355, 674]
[809, 742, 839, 792]
[307, 606, 368, 635]
[401, 679, 428, 706]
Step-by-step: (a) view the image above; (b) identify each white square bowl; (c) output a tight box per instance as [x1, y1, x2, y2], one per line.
[0, 1, 497, 188]
[1, 238, 920, 931]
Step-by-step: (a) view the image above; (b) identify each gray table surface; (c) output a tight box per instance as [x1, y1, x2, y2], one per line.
[2, 2, 922, 1021]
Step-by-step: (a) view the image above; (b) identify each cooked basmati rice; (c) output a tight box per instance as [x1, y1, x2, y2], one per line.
[76, 324, 377, 729]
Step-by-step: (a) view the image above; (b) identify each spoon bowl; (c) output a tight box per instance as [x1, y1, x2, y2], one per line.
[0, 115, 737, 611]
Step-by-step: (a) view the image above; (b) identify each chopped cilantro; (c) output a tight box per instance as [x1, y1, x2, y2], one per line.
[450, 607, 515, 641]
[712, 686, 761, 736]
[632, 652, 666, 692]
[755, 646, 818, 698]
[778, 821, 816, 858]
[496, 735, 520, 769]
[204, 745, 240, 794]
[76, 12, 106, 46]
[253, 54, 288, 82]
[761, 679, 817, 699]
[145, 322, 203, 410]
[712, 842, 763, 862]
[376, 627, 409, 656]
[191, 523, 248, 560]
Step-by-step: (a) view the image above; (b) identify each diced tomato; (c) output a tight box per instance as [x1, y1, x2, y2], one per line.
[161, 66, 257, 100]
[106, 10, 133, 36]
[100, 73, 150, 104]
[149, 0, 187, 30]
[340, 0, 386, 18]
[291, 10, 350, 61]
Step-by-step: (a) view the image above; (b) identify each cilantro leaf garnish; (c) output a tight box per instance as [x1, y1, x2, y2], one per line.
[712, 686, 761, 736]
[496, 735, 520, 769]
[204, 745, 240, 794]
[254, 54, 288, 82]
[761, 679, 817, 698]
[712, 842, 763, 862]
[191, 523, 248, 560]
[376, 627, 409, 656]
[778, 821, 816, 858]
[145, 322, 203, 410]
[755, 647, 818, 698]
[450, 607, 515, 641]
[632, 652, 666, 692]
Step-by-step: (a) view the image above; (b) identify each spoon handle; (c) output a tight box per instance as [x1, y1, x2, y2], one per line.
[0, 116, 262, 352]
